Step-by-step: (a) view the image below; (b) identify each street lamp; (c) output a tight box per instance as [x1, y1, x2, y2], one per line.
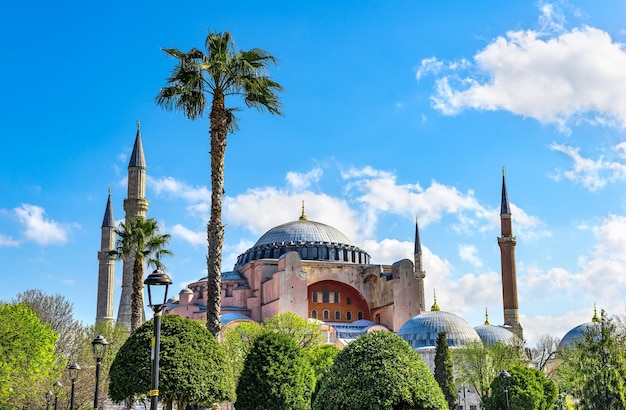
[45, 390, 53, 410]
[144, 268, 172, 410]
[91, 334, 109, 410]
[52, 381, 62, 410]
[68, 362, 81, 410]
[499, 370, 511, 410]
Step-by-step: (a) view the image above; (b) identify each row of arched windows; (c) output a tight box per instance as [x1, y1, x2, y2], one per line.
[311, 287, 352, 304]
[311, 309, 363, 321]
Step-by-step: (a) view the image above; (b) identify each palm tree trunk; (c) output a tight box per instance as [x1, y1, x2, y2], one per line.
[207, 91, 227, 337]
[130, 257, 144, 332]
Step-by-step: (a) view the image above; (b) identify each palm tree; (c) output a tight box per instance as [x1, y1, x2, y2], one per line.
[111, 217, 173, 332]
[156, 30, 283, 336]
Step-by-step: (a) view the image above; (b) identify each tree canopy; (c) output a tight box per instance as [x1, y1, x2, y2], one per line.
[263, 311, 325, 348]
[109, 315, 234, 408]
[313, 331, 447, 410]
[434, 332, 457, 409]
[236, 332, 314, 410]
[482, 365, 557, 410]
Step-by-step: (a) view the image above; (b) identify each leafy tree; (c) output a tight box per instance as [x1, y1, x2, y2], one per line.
[556, 310, 626, 409]
[313, 331, 447, 410]
[236, 332, 314, 410]
[434, 332, 457, 409]
[156, 30, 283, 336]
[482, 365, 557, 410]
[109, 315, 234, 408]
[221, 321, 264, 382]
[12, 289, 86, 360]
[110, 217, 172, 332]
[0, 303, 59, 410]
[263, 312, 325, 348]
[305, 344, 340, 404]
[452, 339, 525, 402]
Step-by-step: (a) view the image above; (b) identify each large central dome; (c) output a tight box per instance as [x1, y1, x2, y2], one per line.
[254, 219, 353, 247]
[233, 211, 370, 270]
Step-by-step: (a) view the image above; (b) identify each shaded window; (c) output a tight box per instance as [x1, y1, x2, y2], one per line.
[346, 312, 352, 321]
[375, 313, 380, 324]
[335, 310, 341, 320]
[310, 247, 318, 258]
[311, 309, 318, 319]
[347, 296, 352, 305]
[323, 310, 329, 320]
[320, 247, 328, 259]
[312, 290, 318, 303]
[322, 286, 329, 303]
[334, 290, 339, 304]
[358, 311, 363, 320]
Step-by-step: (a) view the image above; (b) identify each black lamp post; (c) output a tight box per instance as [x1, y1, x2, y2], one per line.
[499, 370, 511, 410]
[91, 334, 109, 410]
[144, 268, 172, 410]
[68, 362, 81, 410]
[45, 390, 53, 410]
[52, 381, 62, 410]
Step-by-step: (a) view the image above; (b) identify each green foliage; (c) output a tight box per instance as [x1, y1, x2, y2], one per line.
[452, 339, 525, 401]
[220, 321, 264, 382]
[434, 332, 457, 409]
[482, 365, 557, 410]
[109, 315, 234, 407]
[263, 312, 325, 348]
[556, 310, 626, 409]
[236, 332, 314, 410]
[313, 331, 447, 410]
[304, 344, 340, 404]
[0, 303, 59, 410]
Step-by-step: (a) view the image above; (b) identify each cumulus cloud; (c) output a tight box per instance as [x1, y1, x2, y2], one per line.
[420, 11, 626, 132]
[459, 244, 483, 268]
[170, 224, 205, 246]
[0, 234, 19, 247]
[285, 167, 323, 191]
[14, 204, 69, 245]
[549, 143, 626, 190]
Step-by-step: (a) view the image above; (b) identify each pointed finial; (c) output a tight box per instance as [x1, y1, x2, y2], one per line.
[592, 303, 600, 322]
[137, 119, 141, 130]
[299, 200, 308, 221]
[502, 166, 505, 176]
[431, 289, 440, 311]
[108, 186, 111, 195]
[484, 307, 490, 325]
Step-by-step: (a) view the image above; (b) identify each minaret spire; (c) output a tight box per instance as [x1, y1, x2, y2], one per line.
[96, 190, 116, 324]
[414, 216, 426, 313]
[497, 169, 523, 339]
[117, 122, 150, 330]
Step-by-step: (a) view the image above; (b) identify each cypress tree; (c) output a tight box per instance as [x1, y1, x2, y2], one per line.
[435, 331, 457, 409]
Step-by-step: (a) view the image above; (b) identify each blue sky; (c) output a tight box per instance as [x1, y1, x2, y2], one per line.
[2, 0, 626, 346]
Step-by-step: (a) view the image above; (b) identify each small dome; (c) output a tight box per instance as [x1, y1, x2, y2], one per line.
[179, 288, 193, 295]
[220, 313, 254, 326]
[398, 311, 481, 349]
[558, 322, 599, 349]
[474, 324, 519, 346]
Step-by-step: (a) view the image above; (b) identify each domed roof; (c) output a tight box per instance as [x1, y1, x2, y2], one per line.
[220, 313, 254, 326]
[398, 310, 481, 349]
[475, 324, 518, 346]
[558, 307, 602, 350]
[254, 219, 353, 247]
[179, 288, 193, 294]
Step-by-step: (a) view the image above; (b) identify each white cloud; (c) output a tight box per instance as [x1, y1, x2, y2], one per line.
[459, 244, 483, 268]
[0, 234, 19, 247]
[550, 143, 626, 190]
[423, 22, 626, 132]
[14, 204, 69, 245]
[170, 224, 205, 246]
[285, 167, 323, 191]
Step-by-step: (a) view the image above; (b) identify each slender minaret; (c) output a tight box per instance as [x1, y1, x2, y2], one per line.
[96, 190, 116, 324]
[414, 217, 426, 313]
[116, 121, 149, 330]
[497, 168, 523, 339]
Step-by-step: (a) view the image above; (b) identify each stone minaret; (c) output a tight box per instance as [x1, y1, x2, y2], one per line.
[414, 217, 426, 313]
[497, 168, 523, 339]
[116, 122, 149, 330]
[96, 190, 116, 324]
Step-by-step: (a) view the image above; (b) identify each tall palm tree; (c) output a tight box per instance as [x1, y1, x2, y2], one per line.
[111, 217, 173, 332]
[156, 30, 283, 336]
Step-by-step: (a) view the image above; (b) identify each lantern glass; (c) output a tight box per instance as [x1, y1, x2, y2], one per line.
[144, 269, 172, 309]
[91, 334, 109, 361]
[68, 363, 81, 381]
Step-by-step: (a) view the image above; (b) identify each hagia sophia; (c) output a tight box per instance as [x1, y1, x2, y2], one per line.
[95, 125, 595, 408]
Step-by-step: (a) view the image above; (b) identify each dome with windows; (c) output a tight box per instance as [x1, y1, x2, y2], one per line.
[398, 299, 481, 349]
[233, 207, 370, 270]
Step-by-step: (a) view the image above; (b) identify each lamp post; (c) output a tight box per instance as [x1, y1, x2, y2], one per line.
[68, 362, 81, 410]
[52, 381, 62, 410]
[45, 390, 53, 410]
[499, 370, 511, 410]
[91, 334, 109, 410]
[144, 268, 172, 410]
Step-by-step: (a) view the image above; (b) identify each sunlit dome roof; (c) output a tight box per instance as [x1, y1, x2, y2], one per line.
[398, 310, 481, 349]
[254, 219, 353, 247]
[474, 324, 519, 346]
[558, 306, 602, 350]
[220, 313, 254, 326]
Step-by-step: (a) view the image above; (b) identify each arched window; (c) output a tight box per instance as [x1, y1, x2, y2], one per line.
[322, 286, 329, 303]
[375, 313, 381, 324]
[346, 312, 352, 321]
[347, 296, 352, 305]
[358, 311, 363, 320]
[323, 310, 329, 320]
[334, 290, 340, 303]
[311, 309, 318, 319]
[312, 290, 318, 303]
[335, 310, 341, 320]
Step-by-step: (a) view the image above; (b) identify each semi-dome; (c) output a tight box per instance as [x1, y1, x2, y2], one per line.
[475, 324, 518, 346]
[233, 208, 370, 270]
[558, 306, 601, 350]
[398, 310, 481, 349]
